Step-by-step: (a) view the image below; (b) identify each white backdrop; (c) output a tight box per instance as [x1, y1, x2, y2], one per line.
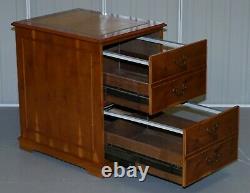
[0, 0, 249, 106]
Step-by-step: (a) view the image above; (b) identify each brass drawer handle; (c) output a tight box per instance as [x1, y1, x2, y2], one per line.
[205, 151, 222, 165]
[174, 55, 188, 69]
[206, 123, 219, 138]
[172, 81, 188, 97]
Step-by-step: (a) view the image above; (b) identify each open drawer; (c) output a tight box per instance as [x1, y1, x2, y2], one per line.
[103, 37, 207, 115]
[104, 103, 239, 187]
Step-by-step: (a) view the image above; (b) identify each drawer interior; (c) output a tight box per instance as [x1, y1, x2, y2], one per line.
[104, 103, 223, 183]
[104, 57, 149, 96]
[104, 38, 177, 60]
[104, 104, 238, 185]
[102, 33, 236, 186]
[103, 39, 171, 98]
[103, 36, 207, 114]
[104, 103, 217, 136]
[105, 114, 184, 184]
[103, 37, 184, 89]
[104, 57, 148, 83]
[105, 117, 183, 166]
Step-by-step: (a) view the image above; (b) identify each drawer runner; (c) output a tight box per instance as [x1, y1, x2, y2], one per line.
[103, 50, 149, 66]
[105, 86, 148, 104]
[105, 144, 182, 176]
[182, 103, 221, 114]
[104, 103, 222, 135]
[137, 37, 184, 48]
[103, 37, 184, 65]
[104, 105, 183, 134]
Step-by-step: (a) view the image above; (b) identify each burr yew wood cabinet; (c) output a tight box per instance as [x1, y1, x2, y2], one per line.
[12, 9, 239, 187]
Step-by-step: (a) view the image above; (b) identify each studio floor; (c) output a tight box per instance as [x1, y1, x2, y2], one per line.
[0, 107, 249, 193]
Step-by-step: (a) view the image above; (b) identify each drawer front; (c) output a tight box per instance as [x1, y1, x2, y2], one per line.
[149, 69, 206, 115]
[105, 69, 206, 114]
[184, 136, 238, 186]
[184, 106, 239, 156]
[149, 40, 207, 83]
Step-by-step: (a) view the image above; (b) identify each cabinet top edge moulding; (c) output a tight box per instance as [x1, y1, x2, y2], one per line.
[11, 8, 166, 45]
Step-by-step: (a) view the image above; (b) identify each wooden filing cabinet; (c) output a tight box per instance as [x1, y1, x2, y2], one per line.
[12, 9, 239, 187]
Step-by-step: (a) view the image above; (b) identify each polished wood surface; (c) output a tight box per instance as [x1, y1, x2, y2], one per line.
[104, 105, 239, 187]
[19, 137, 105, 176]
[149, 40, 207, 83]
[13, 9, 239, 187]
[15, 26, 104, 175]
[184, 106, 239, 156]
[105, 68, 206, 114]
[150, 69, 206, 114]
[12, 9, 166, 45]
[184, 136, 238, 186]
[12, 9, 167, 177]
[104, 39, 207, 115]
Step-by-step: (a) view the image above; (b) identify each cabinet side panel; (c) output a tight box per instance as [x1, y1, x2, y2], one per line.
[15, 29, 28, 138]
[15, 27, 104, 169]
